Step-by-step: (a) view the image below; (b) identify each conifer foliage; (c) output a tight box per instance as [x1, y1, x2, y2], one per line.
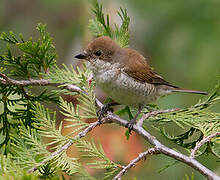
[0, 0, 219, 179]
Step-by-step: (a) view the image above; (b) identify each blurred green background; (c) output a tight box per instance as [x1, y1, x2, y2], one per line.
[0, 0, 219, 179]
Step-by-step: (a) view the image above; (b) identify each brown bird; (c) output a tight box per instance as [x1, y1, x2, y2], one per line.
[75, 36, 208, 129]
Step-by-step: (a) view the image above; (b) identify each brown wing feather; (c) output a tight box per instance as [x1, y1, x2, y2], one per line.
[123, 48, 178, 88]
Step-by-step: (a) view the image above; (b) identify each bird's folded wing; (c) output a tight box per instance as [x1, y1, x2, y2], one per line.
[123, 48, 178, 88]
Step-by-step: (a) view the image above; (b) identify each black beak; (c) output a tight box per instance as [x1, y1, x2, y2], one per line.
[74, 53, 87, 59]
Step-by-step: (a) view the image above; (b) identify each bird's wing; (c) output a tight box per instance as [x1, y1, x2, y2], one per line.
[123, 48, 178, 87]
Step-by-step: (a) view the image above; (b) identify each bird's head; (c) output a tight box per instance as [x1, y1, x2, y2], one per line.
[75, 36, 122, 64]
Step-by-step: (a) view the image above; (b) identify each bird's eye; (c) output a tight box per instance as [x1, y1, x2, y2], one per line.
[94, 50, 102, 56]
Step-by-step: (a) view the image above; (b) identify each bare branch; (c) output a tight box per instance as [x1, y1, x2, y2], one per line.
[0, 73, 81, 91]
[1, 74, 219, 180]
[0, 73, 50, 86]
[113, 148, 159, 180]
[190, 132, 220, 159]
[137, 108, 179, 127]
[61, 84, 84, 93]
[28, 120, 101, 173]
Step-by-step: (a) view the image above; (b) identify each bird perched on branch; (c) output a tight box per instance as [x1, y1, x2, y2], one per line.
[75, 36, 208, 130]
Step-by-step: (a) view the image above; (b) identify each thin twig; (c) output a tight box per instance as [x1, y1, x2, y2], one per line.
[28, 120, 101, 173]
[113, 148, 159, 180]
[137, 108, 179, 127]
[190, 132, 220, 159]
[0, 73, 50, 86]
[0, 73, 82, 92]
[0, 73, 100, 105]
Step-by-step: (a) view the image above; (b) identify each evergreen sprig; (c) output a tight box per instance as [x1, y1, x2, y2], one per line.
[59, 97, 89, 135]
[75, 139, 116, 169]
[91, 1, 112, 37]
[89, 0, 130, 47]
[75, 139, 119, 180]
[114, 8, 130, 48]
[182, 173, 195, 180]
[0, 101, 94, 178]
[0, 23, 58, 151]
[0, 84, 56, 150]
[46, 64, 91, 86]
[0, 23, 57, 77]
[47, 64, 97, 120]
[149, 86, 220, 158]
[10, 124, 49, 169]
[33, 103, 68, 149]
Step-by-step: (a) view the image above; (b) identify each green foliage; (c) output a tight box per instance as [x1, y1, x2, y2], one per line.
[0, 154, 24, 178]
[2, 97, 116, 179]
[114, 8, 130, 48]
[31, 102, 95, 178]
[0, 169, 39, 180]
[0, 0, 220, 179]
[0, 54, 117, 178]
[182, 173, 194, 180]
[149, 86, 220, 158]
[38, 163, 59, 179]
[47, 64, 97, 120]
[33, 103, 68, 148]
[59, 97, 89, 135]
[89, 0, 130, 47]
[0, 23, 58, 151]
[47, 64, 91, 85]
[75, 139, 116, 169]
[10, 124, 49, 169]
[0, 85, 57, 149]
[75, 139, 120, 180]
[90, 0, 112, 37]
[0, 23, 56, 77]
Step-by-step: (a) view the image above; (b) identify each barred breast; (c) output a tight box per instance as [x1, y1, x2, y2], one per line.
[91, 60, 163, 107]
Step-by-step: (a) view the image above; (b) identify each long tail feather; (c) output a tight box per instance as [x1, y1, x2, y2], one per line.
[171, 88, 208, 95]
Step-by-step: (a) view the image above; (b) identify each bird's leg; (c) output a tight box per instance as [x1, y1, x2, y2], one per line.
[97, 102, 119, 122]
[126, 105, 144, 132]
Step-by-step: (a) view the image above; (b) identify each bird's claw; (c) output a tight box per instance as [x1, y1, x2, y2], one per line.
[96, 104, 113, 122]
[125, 119, 137, 133]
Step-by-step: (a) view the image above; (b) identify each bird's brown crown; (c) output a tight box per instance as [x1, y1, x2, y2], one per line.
[85, 36, 121, 62]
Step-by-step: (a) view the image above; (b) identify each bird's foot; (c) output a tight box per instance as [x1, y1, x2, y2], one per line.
[125, 105, 144, 134]
[96, 103, 114, 122]
[126, 118, 137, 133]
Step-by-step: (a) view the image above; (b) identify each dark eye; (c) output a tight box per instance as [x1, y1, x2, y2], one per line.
[94, 50, 102, 56]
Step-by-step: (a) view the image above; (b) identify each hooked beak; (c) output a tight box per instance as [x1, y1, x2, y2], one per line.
[74, 53, 87, 59]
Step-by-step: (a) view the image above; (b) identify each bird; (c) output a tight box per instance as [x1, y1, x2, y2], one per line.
[75, 36, 208, 129]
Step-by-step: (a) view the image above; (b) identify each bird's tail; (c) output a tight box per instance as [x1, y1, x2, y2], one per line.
[171, 87, 208, 95]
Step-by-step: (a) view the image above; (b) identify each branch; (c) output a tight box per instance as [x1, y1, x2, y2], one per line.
[0, 73, 104, 109]
[113, 148, 159, 180]
[0, 73, 93, 100]
[137, 108, 179, 127]
[28, 120, 101, 173]
[105, 113, 220, 180]
[190, 132, 220, 159]
[0, 73, 50, 86]
[1, 74, 219, 179]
